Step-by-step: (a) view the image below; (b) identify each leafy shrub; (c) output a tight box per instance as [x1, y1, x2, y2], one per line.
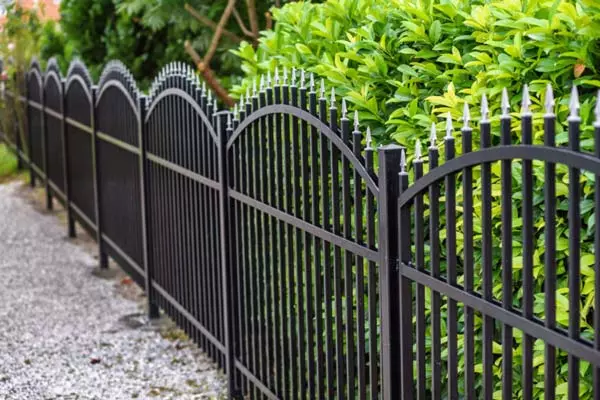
[232, 1, 600, 398]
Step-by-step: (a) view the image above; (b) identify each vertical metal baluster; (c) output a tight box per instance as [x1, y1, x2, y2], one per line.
[398, 149, 413, 400]
[259, 78, 272, 388]
[428, 124, 441, 400]
[207, 92, 217, 360]
[481, 95, 494, 400]
[329, 87, 344, 398]
[303, 71, 316, 399]
[352, 113, 367, 400]
[500, 88, 513, 400]
[274, 69, 287, 397]
[252, 81, 265, 394]
[543, 83, 557, 400]
[266, 73, 281, 394]
[521, 85, 534, 400]
[312, 75, 325, 400]
[567, 86, 581, 400]
[340, 99, 355, 399]
[365, 137, 377, 400]
[290, 69, 303, 400]
[319, 80, 335, 398]
[461, 102, 475, 400]
[198, 85, 209, 354]
[61, 77, 76, 238]
[445, 112, 458, 400]
[595, 91, 600, 400]
[413, 139, 425, 400]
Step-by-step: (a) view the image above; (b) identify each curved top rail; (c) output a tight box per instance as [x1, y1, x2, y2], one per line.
[228, 104, 379, 196]
[145, 87, 218, 144]
[398, 144, 600, 208]
[98, 60, 139, 101]
[147, 61, 211, 106]
[29, 57, 41, 73]
[44, 57, 62, 77]
[66, 58, 93, 88]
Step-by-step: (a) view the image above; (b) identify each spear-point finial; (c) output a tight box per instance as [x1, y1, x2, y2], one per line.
[430, 122, 437, 148]
[207, 90, 213, 102]
[330, 87, 336, 106]
[545, 83, 554, 114]
[595, 90, 600, 124]
[501, 88, 510, 116]
[445, 112, 454, 139]
[260, 75, 265, 91]
[274, 66, 280, 85]
[233, 104, 238, 119]
[202, 81, 206, 93]
[227, 111, 232, 129]
[342, 99, 348, 119]
[320, 78, 326, 99]
[462, 101, 470, 128]
[309, 73, 315, 92]
[253, 78, 258, 96]
[481, 94, 489, 121]
[569, 85, 580, 118]
[267, 70, 272, 87]
[300, 69, 305, 88]
[283, 66, 288, 85]
[400, 148, 407, 173]
[366, 126, 373, 149]
[292, 67, 296, 86]
[213, 97, 218, 111]
[246, 86, 250, 101]
[521, 84, 531, 114]
[415, 139, 422, 161]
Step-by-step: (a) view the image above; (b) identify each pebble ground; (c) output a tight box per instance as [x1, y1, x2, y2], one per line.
[0, 181, 226, 399]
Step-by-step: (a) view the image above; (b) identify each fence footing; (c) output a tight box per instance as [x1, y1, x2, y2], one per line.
[91, 266, 117, 279]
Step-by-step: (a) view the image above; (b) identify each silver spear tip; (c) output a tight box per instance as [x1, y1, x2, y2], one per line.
[462, 101, 470, 128]
[501, 87, 510, 116]
[415, 139, 422, 161]
[545, 83, 554, 114]
[400, 148, 406, 173]
[481, 94, 489, 121]
[569, 85, 580, 118]
[429, 122, 437, 148]
[445, 112, 453, 139]
[366, 126, 373, 149]
[342, 98, 347, 118]
[521, 84, 531, 114]
[353, 110, 359, 130]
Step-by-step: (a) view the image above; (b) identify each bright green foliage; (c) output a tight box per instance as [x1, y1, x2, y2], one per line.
[232, 1, 600, 398]
[232, 0, 600, 143]
[0, 144, 18, 181]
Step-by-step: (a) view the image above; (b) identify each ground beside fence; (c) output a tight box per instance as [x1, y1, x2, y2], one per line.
[0, 181, 226, 399]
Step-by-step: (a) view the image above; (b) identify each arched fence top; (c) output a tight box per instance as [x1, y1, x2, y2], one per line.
[398, 145, 600, 208]
[145, 87, 218, 144]
[43, 58, 63, 90]
[98, 60, 140, 103]
[228, 103, 379, 196]
[66, 59, 93, 92]
[29, 57, 42, 74]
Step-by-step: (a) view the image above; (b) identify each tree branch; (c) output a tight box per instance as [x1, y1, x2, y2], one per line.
[184, 40, 234, 108]
[203, 0, 237, 65]
[246, 0, 259, 37]
[184, 3, 242, 43]
[232, 8, 256, 40]
[265, 11, 273, 30]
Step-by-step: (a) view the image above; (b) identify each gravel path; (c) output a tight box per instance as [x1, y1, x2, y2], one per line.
[0, 182, 226, 399]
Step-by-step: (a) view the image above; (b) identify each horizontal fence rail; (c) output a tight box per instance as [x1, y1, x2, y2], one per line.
[1, 57, 600, 400]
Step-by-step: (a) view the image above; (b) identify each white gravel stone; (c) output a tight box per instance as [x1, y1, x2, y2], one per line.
[0, 182, 226, 399]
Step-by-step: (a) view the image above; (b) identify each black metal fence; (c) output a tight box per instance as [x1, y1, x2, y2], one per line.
[1, 58, 600, 400]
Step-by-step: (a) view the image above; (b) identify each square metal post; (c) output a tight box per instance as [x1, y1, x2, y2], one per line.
[377, 144, 403, 400]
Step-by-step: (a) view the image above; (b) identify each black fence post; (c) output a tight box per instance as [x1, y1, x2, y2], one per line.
[61, 78, 75, 238]
[41, 74, 52, 210]
[138, 95, 158, 319]
[26, 70, 35, 188]
[378, 144, 403, 400]
[14, 72, 24, 170]
[218, 111, 240, 399]
[91, 85, 108, 269]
